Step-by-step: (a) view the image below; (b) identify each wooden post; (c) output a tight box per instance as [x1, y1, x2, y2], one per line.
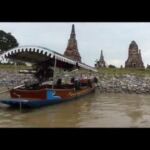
[15, 62, 17, 74]
[52, 56, 57, 89]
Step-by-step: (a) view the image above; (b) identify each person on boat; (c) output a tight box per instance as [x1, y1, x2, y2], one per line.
[80, 74, 88, 87]
[87, 79, 92, 88]
[70, 77, 75, 84]
[56, 78, 62, 88]
[93, 76, 98, 83]
[74, 76, 81, 90]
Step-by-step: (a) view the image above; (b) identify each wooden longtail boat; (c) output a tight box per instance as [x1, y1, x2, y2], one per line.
[0, 46, 98, 108]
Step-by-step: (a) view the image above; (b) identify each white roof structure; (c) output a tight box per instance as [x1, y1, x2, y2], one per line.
[0, 45, 97, 72]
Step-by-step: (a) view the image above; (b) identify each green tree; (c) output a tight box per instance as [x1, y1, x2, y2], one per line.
[0, 30, 19, 53]
[108, 64, 116, 68]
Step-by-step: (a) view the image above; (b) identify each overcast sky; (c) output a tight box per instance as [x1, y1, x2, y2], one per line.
[0, 22, 150, 67]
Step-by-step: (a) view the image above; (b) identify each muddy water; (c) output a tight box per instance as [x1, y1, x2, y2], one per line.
[0, 89, 150, 127]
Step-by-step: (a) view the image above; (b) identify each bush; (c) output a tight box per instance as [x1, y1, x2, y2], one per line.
[0, 30, 19, 53]
[108, 64, 116, 68]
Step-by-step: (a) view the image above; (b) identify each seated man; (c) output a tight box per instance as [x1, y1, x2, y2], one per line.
[56, 78, 62, 88]
[70, 77, 75, 84]
[74, 76, 81, 90]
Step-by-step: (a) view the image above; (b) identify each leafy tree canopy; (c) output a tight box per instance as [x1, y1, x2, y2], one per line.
[0, 30, 19, 53]
[108, 64, 116, 68]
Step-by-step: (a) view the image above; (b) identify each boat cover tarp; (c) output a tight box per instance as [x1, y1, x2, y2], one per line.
[0, 46, 97, 72]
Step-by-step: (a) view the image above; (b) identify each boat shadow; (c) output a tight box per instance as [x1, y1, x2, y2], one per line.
[0, 103, 33, 113]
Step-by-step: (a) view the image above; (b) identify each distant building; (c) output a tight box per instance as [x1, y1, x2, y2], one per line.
[125, 41, 144, 68]
[64, 24, 81, 62]
[95, 50, 106, 68]
[147, 64, 150, 69]
[120, 65, 123, 69]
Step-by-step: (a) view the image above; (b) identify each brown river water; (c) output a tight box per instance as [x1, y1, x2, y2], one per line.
[0, 89, 150, 127]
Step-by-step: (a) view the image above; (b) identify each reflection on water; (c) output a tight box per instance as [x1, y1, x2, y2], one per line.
[0, 90, 150, 127]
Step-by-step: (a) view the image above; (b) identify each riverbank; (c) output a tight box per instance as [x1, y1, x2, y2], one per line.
[97, 74, 150, 94]
[0, 71, 34, 88]
[96, 68, 150, 94]
[0, 64, 33, 88]
[1, 67, 150, 94]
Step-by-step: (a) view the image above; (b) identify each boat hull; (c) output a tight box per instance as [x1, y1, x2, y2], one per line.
[0, 98, 62, 108]
[0, 85, 96, 108]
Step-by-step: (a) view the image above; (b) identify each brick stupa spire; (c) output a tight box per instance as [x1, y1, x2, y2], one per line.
[125, 41, 144, 68]
[95, 50, 106, 68]
[64, 24, 81, 62]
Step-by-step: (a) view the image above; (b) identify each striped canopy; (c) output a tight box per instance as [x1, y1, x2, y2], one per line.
[0, 45, 97, 72]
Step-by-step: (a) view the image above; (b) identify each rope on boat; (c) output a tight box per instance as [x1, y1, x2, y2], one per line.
[0, 84, 24, 94]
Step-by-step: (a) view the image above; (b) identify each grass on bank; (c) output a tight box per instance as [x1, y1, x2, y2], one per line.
[1, 64, 150, 77]
[97, 68, 150, 77]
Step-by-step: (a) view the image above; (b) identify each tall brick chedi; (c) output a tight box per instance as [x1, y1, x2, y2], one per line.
[125, 41, 144, 68]
[64, 24, 81, 62]
[95, 50, 106, 68]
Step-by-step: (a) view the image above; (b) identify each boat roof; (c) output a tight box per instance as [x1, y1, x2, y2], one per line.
[0, 45, 97, 72]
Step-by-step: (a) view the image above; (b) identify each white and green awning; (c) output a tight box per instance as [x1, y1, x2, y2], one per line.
[0, 45, 97, 72]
